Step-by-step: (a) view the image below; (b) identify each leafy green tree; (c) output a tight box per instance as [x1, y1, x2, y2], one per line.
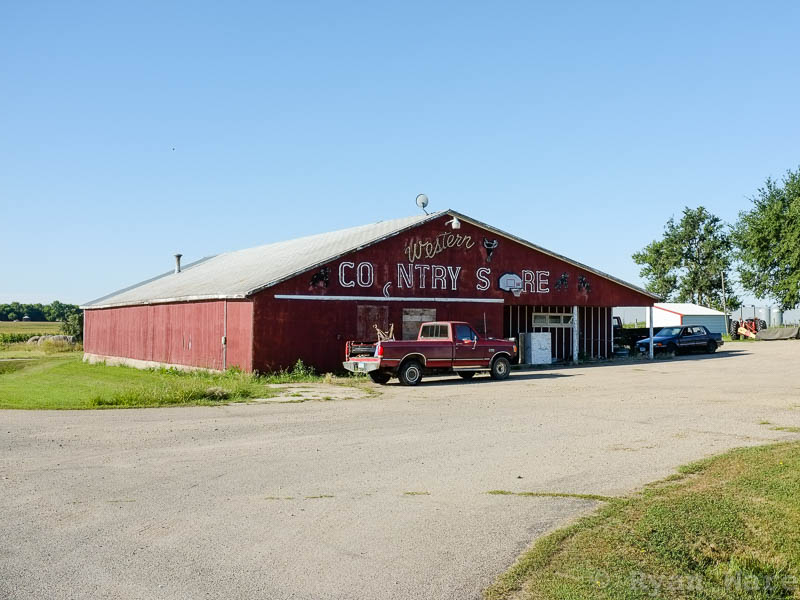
[61, 312, 84, 340]
[633, 206, 740, 311]
[733, 167, 800, 310]
[25, 303, 46, 321]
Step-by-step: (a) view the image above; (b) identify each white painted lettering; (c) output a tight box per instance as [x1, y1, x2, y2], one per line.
[357, 262, 374, 287]
[537, 270, 550, 293]
[397, 263, 413, 288]
[339, 262, 355, 288]
[414, 264, 430, 288]
[476, 267, 491, 291]
[522, 270, 536, 293]
[446, 266, 462, 290]
[431, 265, 447, 290]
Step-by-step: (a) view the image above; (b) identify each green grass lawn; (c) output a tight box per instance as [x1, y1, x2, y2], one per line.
[0, 353, 279, 409]
[0, 321, 62, 334]
[485, 442, 800, 600]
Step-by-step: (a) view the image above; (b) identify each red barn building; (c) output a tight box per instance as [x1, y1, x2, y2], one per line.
[83, 210, 657, 373]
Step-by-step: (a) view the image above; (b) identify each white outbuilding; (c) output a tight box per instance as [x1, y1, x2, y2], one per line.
[645, 302, 728, 335]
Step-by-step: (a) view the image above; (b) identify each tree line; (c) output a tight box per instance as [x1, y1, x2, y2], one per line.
[634, 167, 800, 311]
[0, 300, 81, 322]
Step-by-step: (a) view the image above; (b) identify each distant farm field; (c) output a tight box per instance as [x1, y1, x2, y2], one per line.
[0, 321, 62, 334]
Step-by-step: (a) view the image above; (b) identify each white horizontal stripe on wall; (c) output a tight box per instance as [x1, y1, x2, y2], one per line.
[273, 295, 505, 303]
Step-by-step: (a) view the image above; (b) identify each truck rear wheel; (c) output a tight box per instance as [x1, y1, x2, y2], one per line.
[369, 371, 391, 384]
[490, 356, 510, 380]
[399, 360, 423, 386]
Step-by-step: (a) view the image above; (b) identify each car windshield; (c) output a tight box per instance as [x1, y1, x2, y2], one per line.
[656, 327, 683, 337]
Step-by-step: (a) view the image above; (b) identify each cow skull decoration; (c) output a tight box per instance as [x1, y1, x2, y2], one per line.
[483, 238, 499, 262]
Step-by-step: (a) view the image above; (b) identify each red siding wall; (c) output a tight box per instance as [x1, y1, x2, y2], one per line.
[85, 300, 253, 371]
[251, 214, 653, 372]
[252, 295, 503, 373]
[224, 300, 253, 372]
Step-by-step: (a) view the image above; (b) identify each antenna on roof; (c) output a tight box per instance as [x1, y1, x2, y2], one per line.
[415, 194, 429, 215]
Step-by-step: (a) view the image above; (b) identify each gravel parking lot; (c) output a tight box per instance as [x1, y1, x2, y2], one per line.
[2, 342, 799, 600]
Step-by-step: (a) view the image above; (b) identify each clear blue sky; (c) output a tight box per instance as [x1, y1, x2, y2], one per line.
[2, 1, 798, 306]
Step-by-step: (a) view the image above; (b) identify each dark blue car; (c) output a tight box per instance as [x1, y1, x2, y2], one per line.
[637, 325, 723, 355]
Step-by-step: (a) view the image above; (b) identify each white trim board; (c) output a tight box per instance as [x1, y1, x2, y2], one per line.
[273, 294, 505, 303]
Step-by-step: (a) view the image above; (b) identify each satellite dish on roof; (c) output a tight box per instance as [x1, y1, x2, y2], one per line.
[416, 194, 429, 214]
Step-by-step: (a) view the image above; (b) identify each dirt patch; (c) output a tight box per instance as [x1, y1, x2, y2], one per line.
[251, 382, 374, 403]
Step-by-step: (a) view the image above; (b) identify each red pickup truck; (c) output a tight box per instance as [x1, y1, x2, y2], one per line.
[343, 321, 517, 386]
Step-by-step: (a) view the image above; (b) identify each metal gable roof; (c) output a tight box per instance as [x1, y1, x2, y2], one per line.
[654, 302, 725, 316]
[82, 213, 443, 309]
[83, 209, 657, 309]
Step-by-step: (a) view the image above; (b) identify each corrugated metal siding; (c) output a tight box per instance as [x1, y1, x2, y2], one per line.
[224, 300, 253, 371]
[682, 315, 727, 335]
[84, 301, 228, 370]
[252, 294, 503, 373]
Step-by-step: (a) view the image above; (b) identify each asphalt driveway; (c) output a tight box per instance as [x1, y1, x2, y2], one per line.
[2, 342, 799, 599]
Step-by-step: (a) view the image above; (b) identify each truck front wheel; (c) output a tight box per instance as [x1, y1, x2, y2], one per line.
[399, 360, 423, 386]
[490, 356, 510, 380]
[369, 371, 391, 384]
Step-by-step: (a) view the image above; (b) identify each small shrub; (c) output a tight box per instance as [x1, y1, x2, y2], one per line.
[263, 359, 321, 383]
[60, 313, 83, 340]
[0, 333, 51, 344]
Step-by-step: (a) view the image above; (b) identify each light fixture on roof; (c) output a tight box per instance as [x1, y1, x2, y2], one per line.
[415, 194, 429, 215]
[445, 216, 461, 230]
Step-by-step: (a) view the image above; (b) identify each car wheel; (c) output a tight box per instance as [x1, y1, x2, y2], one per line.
[369, 371, 391, 384]
[398, 360, 423, 386]
[458, 371, 476, 380]
[666, 343, 677, 355]
[705, 340, 717, 353]
[490, 356, 510, 380]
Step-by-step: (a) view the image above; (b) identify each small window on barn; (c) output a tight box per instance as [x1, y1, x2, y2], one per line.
[533, 315, 547, 324]
[548, 315, 561, 324]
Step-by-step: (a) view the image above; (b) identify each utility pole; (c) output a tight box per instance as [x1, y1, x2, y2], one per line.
[720, 271, 728, 317]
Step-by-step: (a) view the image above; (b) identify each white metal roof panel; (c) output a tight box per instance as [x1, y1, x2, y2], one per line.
[83, 213, 440, 308]
[654, 302, 725, 316]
